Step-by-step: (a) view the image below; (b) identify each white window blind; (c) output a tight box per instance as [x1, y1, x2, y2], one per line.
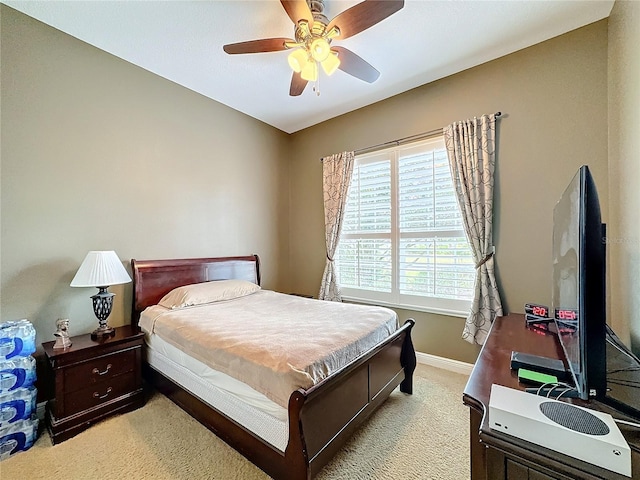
[335, 137, 474, 316]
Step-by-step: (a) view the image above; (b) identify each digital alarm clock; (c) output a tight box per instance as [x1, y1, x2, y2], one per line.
[524, 303, 549, 319]
[555, 308, 578, 321]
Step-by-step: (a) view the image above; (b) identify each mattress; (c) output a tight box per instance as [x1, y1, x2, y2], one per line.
[139, 290, 398, 408]
[145, 333, 289, 451]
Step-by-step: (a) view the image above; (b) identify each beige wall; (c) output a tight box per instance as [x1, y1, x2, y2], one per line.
[288, 21, 609, 363]
[0, 6, 290, 344]
[608, 0, 640, 353]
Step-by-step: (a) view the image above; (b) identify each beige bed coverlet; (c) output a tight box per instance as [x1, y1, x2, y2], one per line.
[139, 290, 398, 408]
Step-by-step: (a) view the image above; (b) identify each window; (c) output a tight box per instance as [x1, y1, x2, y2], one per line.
[335, 137, 474, 316]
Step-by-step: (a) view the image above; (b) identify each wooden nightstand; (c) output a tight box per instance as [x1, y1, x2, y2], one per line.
[42, 325, 145, 444]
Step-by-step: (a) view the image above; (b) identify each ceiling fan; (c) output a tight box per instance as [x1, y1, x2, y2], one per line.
[223, 0, 405, 96]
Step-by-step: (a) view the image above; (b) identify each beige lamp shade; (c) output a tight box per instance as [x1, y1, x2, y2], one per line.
[70, 251, 131, 287]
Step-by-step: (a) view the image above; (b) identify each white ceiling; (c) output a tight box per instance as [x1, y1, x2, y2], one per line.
[3, 0, 614, 133]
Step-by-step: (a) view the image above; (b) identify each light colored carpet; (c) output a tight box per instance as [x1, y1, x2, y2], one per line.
[0, 364, 470, 479]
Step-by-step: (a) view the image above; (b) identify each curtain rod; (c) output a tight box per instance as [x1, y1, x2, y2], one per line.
[321, 111, 502, 160]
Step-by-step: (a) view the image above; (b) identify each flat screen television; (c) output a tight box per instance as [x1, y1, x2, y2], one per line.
[551, 165, 607, 400]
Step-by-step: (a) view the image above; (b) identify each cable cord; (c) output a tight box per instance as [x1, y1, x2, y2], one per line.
[607, 366, 640, 374]
[531, 382, 577, 399]
[608, 379, 640, 388]
[614, 418, 640, 429]
[606, 325, 640, 364]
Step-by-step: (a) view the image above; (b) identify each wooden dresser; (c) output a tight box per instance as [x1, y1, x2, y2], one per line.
[463, 314, 640, 480]
[42, 325, 144, 444]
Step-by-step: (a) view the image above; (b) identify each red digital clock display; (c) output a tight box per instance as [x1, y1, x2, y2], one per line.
[524, 303, 549, 318]
[555, 308, 578, 321]
[532, 306, 547, 317]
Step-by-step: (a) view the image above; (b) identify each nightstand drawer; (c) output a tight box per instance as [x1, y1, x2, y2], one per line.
[64, 349, 136, 393]
[63, 371, 137, 416]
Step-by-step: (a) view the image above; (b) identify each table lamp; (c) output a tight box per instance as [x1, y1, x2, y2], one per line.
[70, 251, 131, 339]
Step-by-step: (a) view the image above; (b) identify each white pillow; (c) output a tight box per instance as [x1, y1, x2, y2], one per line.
[158, 279, 260, 309]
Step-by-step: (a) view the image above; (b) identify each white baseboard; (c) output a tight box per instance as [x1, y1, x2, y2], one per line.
[416, 351, 474, 376]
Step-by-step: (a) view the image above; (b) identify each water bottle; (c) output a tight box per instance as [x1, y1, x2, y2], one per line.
[0, 320, 36, 359]
[0, 356, 37, 393]
[0, 417, 39, 461]
[0, 387, 37, 427]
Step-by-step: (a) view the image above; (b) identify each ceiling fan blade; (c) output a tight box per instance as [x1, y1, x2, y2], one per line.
[289, 71, 308, 96]
[223, 38, 292, 55]
[326, 0, 404, 40]
[280, 0, 314, 27]
[332, 46, 380, 83]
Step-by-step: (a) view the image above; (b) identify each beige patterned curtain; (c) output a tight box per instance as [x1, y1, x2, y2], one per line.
[318, 151, 355, 301]
[444, 114, 503, 345]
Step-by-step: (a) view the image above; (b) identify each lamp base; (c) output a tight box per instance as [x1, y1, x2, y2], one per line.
[91, 325, 116, 340]
[91, 287, 116, 340]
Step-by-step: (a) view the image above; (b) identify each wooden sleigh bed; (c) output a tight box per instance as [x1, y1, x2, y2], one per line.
[131, 254, 416, 480]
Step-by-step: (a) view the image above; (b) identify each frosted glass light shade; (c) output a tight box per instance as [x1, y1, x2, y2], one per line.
[301, 60, 318, 82]
[310, 38, 330, 62]
[287, 48, 309, 73]
[321, 51, 340, 76]
[70, 251, 131, 287]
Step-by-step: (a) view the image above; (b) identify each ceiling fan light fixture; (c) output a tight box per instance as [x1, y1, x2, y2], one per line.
[310, 37, 331, 62]
[300, 59, 318, 82]
[321, 51, 340, 76]
[284, 40, 303, 49]
[297, 20, 311, 38]
[326, 26, 340, 40]
[222, 0, 405, 97]
[287, 48, 309, 73]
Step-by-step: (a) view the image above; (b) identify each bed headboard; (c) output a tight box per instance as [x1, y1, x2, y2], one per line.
[130, 254, 260, 326]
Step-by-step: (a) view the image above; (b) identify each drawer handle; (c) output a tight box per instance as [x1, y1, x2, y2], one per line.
[92, 364, 112, 376]
[93, 387, 113, 400]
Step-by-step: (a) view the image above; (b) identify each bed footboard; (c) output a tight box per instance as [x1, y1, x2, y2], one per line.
[286, 318, 416, 479]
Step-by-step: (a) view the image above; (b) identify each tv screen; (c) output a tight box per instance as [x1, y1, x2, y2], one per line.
[551, 165, 606, 400]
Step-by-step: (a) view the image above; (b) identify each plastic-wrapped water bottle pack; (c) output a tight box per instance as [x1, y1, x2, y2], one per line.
[0, 319, 39, 461]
